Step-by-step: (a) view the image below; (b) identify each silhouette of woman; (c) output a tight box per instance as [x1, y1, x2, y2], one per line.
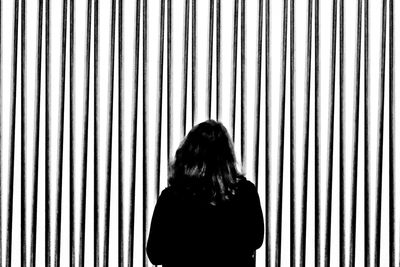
[146, 120, 264, 267]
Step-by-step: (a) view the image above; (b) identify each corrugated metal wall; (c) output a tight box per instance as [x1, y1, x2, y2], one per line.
[0, 0, 398, 266]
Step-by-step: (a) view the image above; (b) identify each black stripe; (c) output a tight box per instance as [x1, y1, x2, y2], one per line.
[300, 0, 312, 265]
[241, 0, 246, 171]
[338, 0, 345, 264]
[93, 0, 116, 265]
[339, 0, 362, 265]
[289, 0, 295, 263]
[142, 0, 149, 265]
[182, 0, 190, 135]
[231, 0, 239, 141]
[118, 0, 140, 265]
[216, 0, 221, 122]
[289, 0, 313, 265]
[192, 0, 197, 126]
[142, 0, 165, 266]
[45, 0, 67, 265]
[254, 0, 264, 189]
[21, 0, 43, 266]
[388, 1, 395, 266]
[70, 0, 92, 266]
[364, 0, 387, 265]
[274, 0, 288, 264]
[207, 0, 214, 120]
[265, 1, 270, 263]
[314, 0, 337, 266]
[324, 0, 338, 265]
[2, 0, 20, 265]
[364, 0, 370, 264]
[349, 1, 362, 265]
[167, 0, 172, 163]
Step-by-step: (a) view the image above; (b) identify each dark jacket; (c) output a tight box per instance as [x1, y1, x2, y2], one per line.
[146, 178, 264, 267]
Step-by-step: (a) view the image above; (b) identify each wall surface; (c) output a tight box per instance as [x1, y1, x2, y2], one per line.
[0, 0, 399, 266]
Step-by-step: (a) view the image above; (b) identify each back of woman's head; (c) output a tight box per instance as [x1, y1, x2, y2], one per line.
[168, 120, 242, 203]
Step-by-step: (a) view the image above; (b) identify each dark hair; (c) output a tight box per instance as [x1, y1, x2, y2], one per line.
[168, 120, 242, 203]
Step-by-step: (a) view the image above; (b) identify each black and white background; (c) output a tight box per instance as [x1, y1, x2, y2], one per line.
[0, 0, 399, 266]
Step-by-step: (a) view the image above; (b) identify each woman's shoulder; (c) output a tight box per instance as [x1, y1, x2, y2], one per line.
[158, 186, 177, 200]
[234, 176, 259, 198]
[235, 176, 256, 189]
[158, 185, 189, 202]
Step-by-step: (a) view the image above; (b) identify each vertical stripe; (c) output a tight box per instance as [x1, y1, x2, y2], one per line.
[231, 0, 239, 141]
[207, 0, 214, 120]
[21, 0, 43, 266]
[167, 0, 172, 163]
[142, 0, 166, 266]
[289, 0, 312, 265]
[183, 0, 190, 135]
[142, 0, 148, 264]
[364, 0, 387, 265]
[315, 0, 321, 265]
[216, 0, 221, 122]
[118, 0, 140, 265]
[254, 0, 263, 188]
[45, 0, 67, 265]
[339, 0, 362, 265]
[265, 0, 289, 264]
[191, 0, 197, 126]
[155, 0, 165, 208]
[266, 0, 289, 264]
[93, 0, 116, 265]
[265, 1, 270, 264]
[275, 0, 288, 264]
[314, 0, 337, 266]
[240, 0, 246, 171]
[217, 0, 236, 139]
[0, 0, 19, 265]
[388, 1, 393, 264]
[70, 0, 92, 266]
[388, 0, 393, 263]
[169, 0, 189, 160]
[302, 0, 312, 264]
[389, 2, 400, 266]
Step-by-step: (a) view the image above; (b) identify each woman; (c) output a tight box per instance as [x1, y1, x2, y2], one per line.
[146, 120, 264, 267]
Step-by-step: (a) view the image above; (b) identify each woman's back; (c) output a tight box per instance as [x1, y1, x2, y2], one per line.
[146, 178, 264, 267]
[146, 120, 264, 266]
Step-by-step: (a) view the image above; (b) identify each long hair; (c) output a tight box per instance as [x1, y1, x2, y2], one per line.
[168, 120, 242, 203]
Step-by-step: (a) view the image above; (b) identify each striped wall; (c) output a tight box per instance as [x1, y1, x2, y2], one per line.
[0, 0, 399, 266]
